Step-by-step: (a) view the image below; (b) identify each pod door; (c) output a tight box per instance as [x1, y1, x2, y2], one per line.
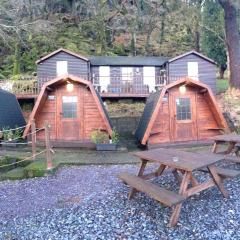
[57, 94, 80, 141]
[171, 91, 197, 142]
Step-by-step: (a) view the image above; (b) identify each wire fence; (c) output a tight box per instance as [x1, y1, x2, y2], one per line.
[0, 124, 27, 132]
[0, 121, 53, 170]
[0, 150, 47, 169]
[1, 127, 45, 144]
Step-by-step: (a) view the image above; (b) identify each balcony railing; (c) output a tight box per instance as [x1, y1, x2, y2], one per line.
[92, 75, 168, 96]
[0, 75, 183, 97]
[0, 79, 39, 96]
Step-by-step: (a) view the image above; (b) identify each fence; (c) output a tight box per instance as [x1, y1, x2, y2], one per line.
[0, 120, 53, 170]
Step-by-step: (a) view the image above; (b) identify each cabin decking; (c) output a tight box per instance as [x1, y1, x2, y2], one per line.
[0, 76, 182, 99]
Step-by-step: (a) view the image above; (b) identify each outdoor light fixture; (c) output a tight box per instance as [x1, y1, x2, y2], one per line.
[66, 81, 74, 92]
[179, 85, 186, 94]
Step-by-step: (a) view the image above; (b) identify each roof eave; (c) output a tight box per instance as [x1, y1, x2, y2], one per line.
[36, 48, 89, 64]
[167, 50, 216, 65]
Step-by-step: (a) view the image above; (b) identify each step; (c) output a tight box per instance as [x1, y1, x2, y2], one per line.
[118, 173, 185, 207]
[215, 167, 240, 178]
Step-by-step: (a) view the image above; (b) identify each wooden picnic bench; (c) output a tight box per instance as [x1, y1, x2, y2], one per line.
[118, 148, 240, 227]
[211, 134, 240, 163]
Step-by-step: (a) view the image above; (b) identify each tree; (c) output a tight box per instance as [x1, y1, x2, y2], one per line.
[201, 0, 227, 79]
[218, 0, 240, 88]
[12, 42, 21, 76]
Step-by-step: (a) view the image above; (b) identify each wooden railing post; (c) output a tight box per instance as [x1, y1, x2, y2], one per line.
[44, 121, 53, 170]
[31, 119, 36, 160]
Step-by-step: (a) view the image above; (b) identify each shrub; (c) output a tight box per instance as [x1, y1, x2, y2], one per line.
[2, 126, 23, 141]
[90, 129, 109, 144]
[111, 128, 119, 144]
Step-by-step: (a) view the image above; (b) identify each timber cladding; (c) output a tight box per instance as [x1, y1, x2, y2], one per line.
[167, 52, 216, 94]
[23, 75, 112, 144]
[135, 78, 228, 146]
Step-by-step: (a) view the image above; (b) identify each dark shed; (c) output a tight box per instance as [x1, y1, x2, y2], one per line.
[0, 89, 26, 130]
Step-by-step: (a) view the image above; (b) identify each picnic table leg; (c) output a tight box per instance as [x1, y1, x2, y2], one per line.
[212, 141, 218, 153]
[172, 169, 182, 183]
[225, 142, 236, 154]
[128, 159, 148, 199]
[155, 164, 166, 177]
[207, 165, 229, 198]
[189, 173, 198, 187]
[168, 171, 191, 227]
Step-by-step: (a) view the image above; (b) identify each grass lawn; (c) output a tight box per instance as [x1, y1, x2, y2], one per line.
[0, 144, 216, 181]
[0, 147, 141, 180]
[217, 78, 229, 94]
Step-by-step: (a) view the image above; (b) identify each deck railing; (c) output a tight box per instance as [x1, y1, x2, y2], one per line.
[0, 75, 183, 97]
[0, 79, 39, 95]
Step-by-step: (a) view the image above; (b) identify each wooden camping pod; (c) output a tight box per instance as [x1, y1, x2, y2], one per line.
[135, 78, 228, 147]
[23, 74, 112, 147]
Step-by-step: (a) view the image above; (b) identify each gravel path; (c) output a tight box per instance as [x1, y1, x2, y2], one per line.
[0, 164, 240, 239]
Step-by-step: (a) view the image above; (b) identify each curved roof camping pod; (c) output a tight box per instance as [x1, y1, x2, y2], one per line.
[135, 77, 228, 147]
[23, 74, 112, 146]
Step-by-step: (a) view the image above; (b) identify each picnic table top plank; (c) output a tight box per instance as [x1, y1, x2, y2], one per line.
[132, 148, 225, 172]
[211, 134, 240, 143]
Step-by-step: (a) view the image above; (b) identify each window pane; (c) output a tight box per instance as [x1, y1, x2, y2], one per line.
[176, 98, 191, 120]
[57, 61, 68, 76]
[122, 67, 133, 83]
[62, 96, 77, 118]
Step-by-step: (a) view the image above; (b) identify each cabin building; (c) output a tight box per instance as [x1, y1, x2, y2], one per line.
[89, 56, 168, 97]
[165, 51, 217, 94]
[0, 89, 26, 130]
[23, 75, 112, 147]
[33, 48, 217, 99]
[135, 78, 227, 148]
[0, 49, 217, 101]
[36, 48, 90, 87]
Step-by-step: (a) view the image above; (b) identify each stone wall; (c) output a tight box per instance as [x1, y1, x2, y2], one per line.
[110, 116, 140, 136]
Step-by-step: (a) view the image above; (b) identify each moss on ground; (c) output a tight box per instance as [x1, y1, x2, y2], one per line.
[0, 167, 25, 180]
[0, 144, 216, 181]
[217, 79, 229, 94]
[0, 147, 141, 181]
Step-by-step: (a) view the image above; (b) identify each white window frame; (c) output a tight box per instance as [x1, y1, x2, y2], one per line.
[56, 61, 68, 76]
[99, 66, 110, 92]
[187, 62, 199, 81]
[121, 67, 133, 84]
[143, 66, 156, 92]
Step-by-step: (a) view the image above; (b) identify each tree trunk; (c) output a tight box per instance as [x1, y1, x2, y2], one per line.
[218, 0, 240, 88]
[219, 64, 226, 79]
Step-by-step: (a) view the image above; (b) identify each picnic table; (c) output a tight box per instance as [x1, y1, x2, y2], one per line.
[211, 134, 240, 163]
[119, 148, 240, 227]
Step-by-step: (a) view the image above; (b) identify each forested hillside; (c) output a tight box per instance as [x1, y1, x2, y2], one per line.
[0, 0, 238, 79]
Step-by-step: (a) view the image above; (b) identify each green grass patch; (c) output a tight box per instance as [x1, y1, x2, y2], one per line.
[0, 167, 25, 180]
[217, 79, 229, 94]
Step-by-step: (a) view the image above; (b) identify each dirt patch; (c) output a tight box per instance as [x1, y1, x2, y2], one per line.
[105, 101, 145, 117]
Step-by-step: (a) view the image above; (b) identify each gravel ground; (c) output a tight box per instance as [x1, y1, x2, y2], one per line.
[0, 164, 240, 240]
